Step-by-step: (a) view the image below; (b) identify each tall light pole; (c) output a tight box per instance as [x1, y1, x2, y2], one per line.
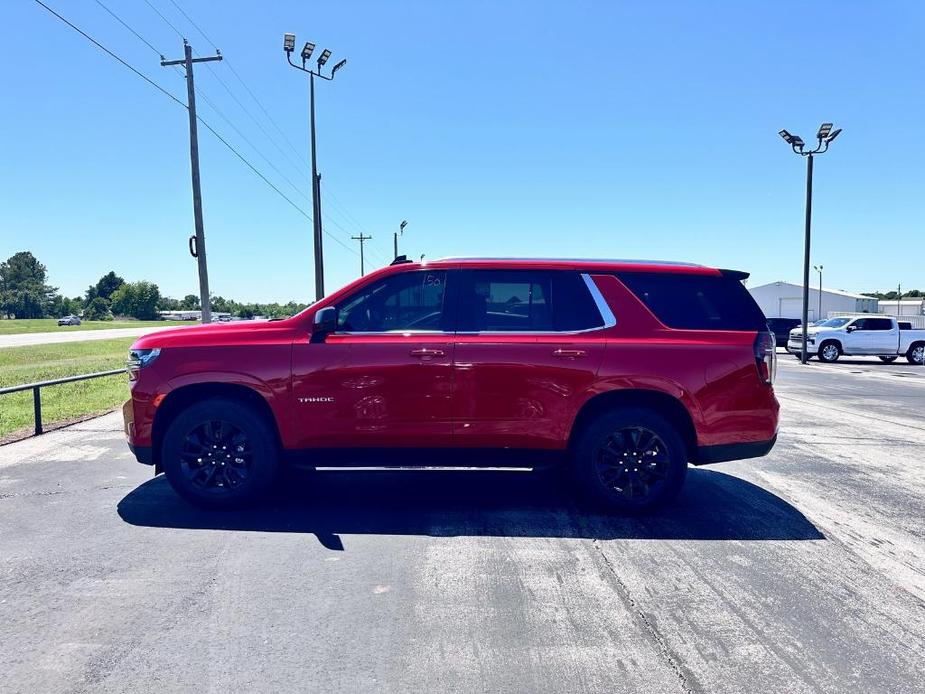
[283, 33, 347, 301]
[394, 220, 407, 260]
[161, 41, 223, 323]
[779, 123, 842, 364]
[813, 264, 823, 320]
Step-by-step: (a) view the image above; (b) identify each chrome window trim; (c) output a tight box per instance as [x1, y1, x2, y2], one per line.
[334, 330, 451, 336]
[581, 273, 617, 328]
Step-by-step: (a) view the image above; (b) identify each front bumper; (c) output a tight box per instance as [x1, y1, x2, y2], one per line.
[123, 398, 153, 466]
[129, 443, 153, 465]
[695, 434, 777, 465]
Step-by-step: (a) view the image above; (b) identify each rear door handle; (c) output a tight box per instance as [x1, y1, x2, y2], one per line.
[409, 348, 445, 358]
[552, 348, 588, 359]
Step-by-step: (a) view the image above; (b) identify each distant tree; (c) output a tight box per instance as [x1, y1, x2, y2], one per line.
[179, 294, 200, 310]
[211, 295, 233, 314]
[62, 296, 83, 315]
[94, 271, 125, 301]
[110, 281, 162, 320]
[83, 296, 112, 321]
[158, 296, 180, 311]
[0, 251, 59, 318]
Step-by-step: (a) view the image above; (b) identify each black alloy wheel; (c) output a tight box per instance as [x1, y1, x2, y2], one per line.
[179, 419, 254, 494]
[595, 426, 670, 503]
[574, 408, 687, 512]
[162, 398, 278, 508]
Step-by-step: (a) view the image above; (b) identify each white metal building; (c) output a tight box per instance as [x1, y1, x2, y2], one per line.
[748, 281, 879, 320]
[877, 299, 925, 317]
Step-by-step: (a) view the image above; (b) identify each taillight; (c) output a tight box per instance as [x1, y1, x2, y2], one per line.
[754, 331, 776, 385]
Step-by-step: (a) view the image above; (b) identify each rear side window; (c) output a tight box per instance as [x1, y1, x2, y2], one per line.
[616, 272, 767, 331]
[855, 318, 892, 331]
[457, 270, 604, 332]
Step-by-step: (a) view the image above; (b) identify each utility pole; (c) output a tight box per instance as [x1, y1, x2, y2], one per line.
[394, 220, 407, 260]
[283, 34, 347, 300]
[161, 41, 222, 324]
[897, 283, 902, 316]
[351, 234, 372, 275]
[778, 123, 842, 364]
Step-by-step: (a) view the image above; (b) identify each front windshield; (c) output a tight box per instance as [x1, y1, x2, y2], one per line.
[818, 317, 851, 328]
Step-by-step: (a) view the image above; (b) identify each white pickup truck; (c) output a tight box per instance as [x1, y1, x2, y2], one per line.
[788, 316, 925, 364]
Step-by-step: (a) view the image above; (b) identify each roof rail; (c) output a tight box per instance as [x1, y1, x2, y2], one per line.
[390, 255, 412, 266]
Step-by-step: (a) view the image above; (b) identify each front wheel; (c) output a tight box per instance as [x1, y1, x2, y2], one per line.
[907, 343, 925, 365]
[162, 398, 279, 509]
[573, 408, 687, 513]
[818, 341, 841, 363]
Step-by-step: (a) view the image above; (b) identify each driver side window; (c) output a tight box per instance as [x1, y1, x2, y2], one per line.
[336, 271, 448, 333]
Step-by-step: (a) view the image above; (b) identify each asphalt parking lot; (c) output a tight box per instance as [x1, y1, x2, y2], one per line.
[1, 358, 924, 693]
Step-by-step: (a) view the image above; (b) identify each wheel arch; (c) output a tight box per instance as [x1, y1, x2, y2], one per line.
[568, 389, 698, 463]
[151, 382, 282, 471]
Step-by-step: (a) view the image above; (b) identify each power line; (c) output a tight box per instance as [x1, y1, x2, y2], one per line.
[162, 0, 390, 268]
[34, 0, 184, 107]
[90, 2, 314, 211]
[166, 0, 216, 48]
[141, 0, 184, 40]
[93, 0, 161, 57]
[31, 0, 359, 259]
[165, 0, 310, 168]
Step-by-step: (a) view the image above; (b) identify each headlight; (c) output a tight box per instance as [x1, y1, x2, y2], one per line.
[127, 348, 160, 379]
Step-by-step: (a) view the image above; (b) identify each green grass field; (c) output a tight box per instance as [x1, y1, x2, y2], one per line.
[0, 338, 134, 439]
[0, 318, 190, 335]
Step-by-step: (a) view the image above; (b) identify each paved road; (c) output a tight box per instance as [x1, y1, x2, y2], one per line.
[0, 326, 184, 349]
[1, 362, 924, 693]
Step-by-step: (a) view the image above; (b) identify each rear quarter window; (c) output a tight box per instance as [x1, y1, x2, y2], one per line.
[616, 272, 767, 331]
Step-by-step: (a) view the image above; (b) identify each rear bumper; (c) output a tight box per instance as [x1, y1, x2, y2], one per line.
[695, 434, 777, 465]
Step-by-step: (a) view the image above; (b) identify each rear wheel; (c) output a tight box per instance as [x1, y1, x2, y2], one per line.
[573, 408, 687, 513]
[879, 355, 898, 363]
[818, 341, 841, 363]
[162, 398, 279, 509]
[907, 342, 925, 365]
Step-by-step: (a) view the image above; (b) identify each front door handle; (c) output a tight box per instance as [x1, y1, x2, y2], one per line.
[552, 348, 588, 359]
[409, 348, 445, 359]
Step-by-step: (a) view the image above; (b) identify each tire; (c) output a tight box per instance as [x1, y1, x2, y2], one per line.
[818, 341, 841, 363]
[907, 342, 925, 365]
[572, 408, 687, 513]
[161, 397, 279, 509]
[879, 356, 898, 363]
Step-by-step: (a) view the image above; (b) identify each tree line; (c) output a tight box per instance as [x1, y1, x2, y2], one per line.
[0, 251, 309, 321]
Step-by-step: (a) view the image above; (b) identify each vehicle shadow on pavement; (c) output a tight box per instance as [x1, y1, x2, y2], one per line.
[117, 468, 824, 548]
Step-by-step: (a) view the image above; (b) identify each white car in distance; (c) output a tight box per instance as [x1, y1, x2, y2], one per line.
[788, 316, 925, 364]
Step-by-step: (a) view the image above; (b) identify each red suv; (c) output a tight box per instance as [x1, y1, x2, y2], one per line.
[123, 258, 779, 511]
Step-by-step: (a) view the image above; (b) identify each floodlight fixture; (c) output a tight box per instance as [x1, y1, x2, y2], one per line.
[331, 58, 347, 76]
[283, 33, 295, 53]
[317, 49, 332, 67]
[825, 128, 842, 143]
[301, 42, 315, 61]
[816, 122, 833, 140]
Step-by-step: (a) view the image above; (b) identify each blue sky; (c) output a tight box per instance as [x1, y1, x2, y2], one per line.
[1, 0, 922, 302]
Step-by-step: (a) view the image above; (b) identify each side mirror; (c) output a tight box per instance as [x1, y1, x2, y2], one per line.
[311, 307, 337, 342]
[846, 325, 856, 332]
